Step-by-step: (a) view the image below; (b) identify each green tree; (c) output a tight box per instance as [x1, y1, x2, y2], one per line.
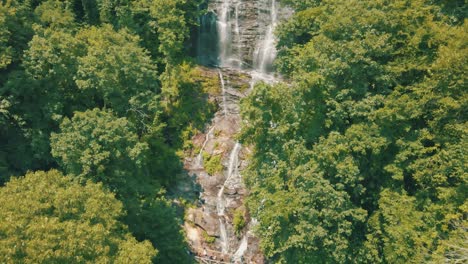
[0, 0, 34, 74]
[50, 108, 150, 194]
[241, 0, 467, 262]
[75, 25, 159, 115]
[159, 63, 217, 148]
[0, 16, 85, 181]
[34, 0, 77, 29]
[132, 0, 199, 64]
[364, 189, 437, 263]
[0, 5, 13, 70]
[0, 170, 156, 263]
[0, 1, 199, 262]
[246, 148, 368, 263]
[50, 109, 191, 263]
[126, 194, 192, 264]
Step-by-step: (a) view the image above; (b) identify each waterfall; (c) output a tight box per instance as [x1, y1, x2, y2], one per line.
[215, 0, 283, 71]
[218, 69, 228, 116]
[234, 1, 242, 66]
[216, 142, 241, 253]
[214, 0, 280, 259]
[217, 0, 243, 68]
[234, 2, 241, 36]
[195, 126, 215, 168]
[218, 219, 229, 253]
[233, 216, 259, 261]
[226, 142, 241, 181]
[233, 234, 248, 261]
[217, 142, 241, 216]
[218, 0, 231, 67]
[254, 0, 278, 73]
[191, 0, 288, 260]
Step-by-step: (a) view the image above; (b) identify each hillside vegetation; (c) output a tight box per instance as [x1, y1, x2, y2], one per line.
[240, 0, 466, 263]
[0, 0, 465, 263]
[0, 0, 212, 263]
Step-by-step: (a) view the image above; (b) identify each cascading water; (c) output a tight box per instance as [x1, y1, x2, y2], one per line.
[217, 0, 231, 67]
[218, 219, 229, 253]
[254, 0, 278, 74]
[233, 235, 248, 261]
[218, 69, 228, 116]
[217, 0, 244, 68]
[216, 0, 281, 259]
[217, 142, 241, 253]
[234, 2, 241, 36]
[195, 126, 215, 168]
[188, 0, 288, 261]
[234, 1, 242, 66]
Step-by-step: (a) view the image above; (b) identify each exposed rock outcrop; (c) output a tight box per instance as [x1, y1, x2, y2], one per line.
[197, 0, 291, 69]
[184, 0, 290, 262]
[183, 67, 261, 262]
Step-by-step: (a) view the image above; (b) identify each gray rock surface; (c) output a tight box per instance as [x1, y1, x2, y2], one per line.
[184, 0, 290, 262]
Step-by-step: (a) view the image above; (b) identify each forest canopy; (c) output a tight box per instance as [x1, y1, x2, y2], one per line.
[240, 0, 467, 263]
[0, 0, 208, 263]
[0, 170, 156, 263]
[0, 0, 466, 263]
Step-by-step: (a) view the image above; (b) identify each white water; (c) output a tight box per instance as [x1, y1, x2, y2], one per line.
[233, 216, 259, 261]
[218, 219, 229, 253]
[218, 69, 228, 116]
[234, 1, 242, 67]
[216, 142, 241, 253]
[218, 0, 231, 67]
[254, 0, 278, 73]
[233, 235, 248, 261]
[195, 126, 215, 168]
[226, 142, 241, 182]
[234, 2, 241, 36]
[217, 0, 244, 68]
[217, 142, 241, 216]
[203, 0, 285, 259]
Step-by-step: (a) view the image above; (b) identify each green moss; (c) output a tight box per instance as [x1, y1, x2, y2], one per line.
[203, 152, 223, 175]
[202, 231, 216, 244]
[239, 83, 250, 93]
[233, 207, 246, 236]
[181, 125, 197, 147]
[179, 197, 195, 209]
[193, 67, 221, 95]
[192, 145, 201, 157]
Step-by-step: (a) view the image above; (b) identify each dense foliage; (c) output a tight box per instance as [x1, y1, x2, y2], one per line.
[241, 0, 467, 263]
[0, 170, 156, 263]
[1, 0, 465, 262]
[0, 0, 211, 262]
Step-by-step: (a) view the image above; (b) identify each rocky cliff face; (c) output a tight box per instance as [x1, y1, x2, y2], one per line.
[184, 0, 290, 263]
[197, 0, 291, 69]
[183, 67, 260, 262]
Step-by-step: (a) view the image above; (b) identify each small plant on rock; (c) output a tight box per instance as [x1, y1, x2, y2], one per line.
[202, 230, 216, 244]
[203, 152, 223, 175]
[233, 207, 246, 236]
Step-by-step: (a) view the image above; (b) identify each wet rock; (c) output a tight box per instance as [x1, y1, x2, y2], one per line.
[227, 198, 243, 209]
[212, 148, 224, 156]
[183, 1, 291, 262]
[236, 187, 247, 196]
[225, 187, 238, 195]
[188, 208, 220, 237]
[199, 175, 222, 194]
[202, 0, 291, 69]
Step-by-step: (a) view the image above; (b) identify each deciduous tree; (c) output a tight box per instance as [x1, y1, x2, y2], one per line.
[0, 170, 156, 263]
